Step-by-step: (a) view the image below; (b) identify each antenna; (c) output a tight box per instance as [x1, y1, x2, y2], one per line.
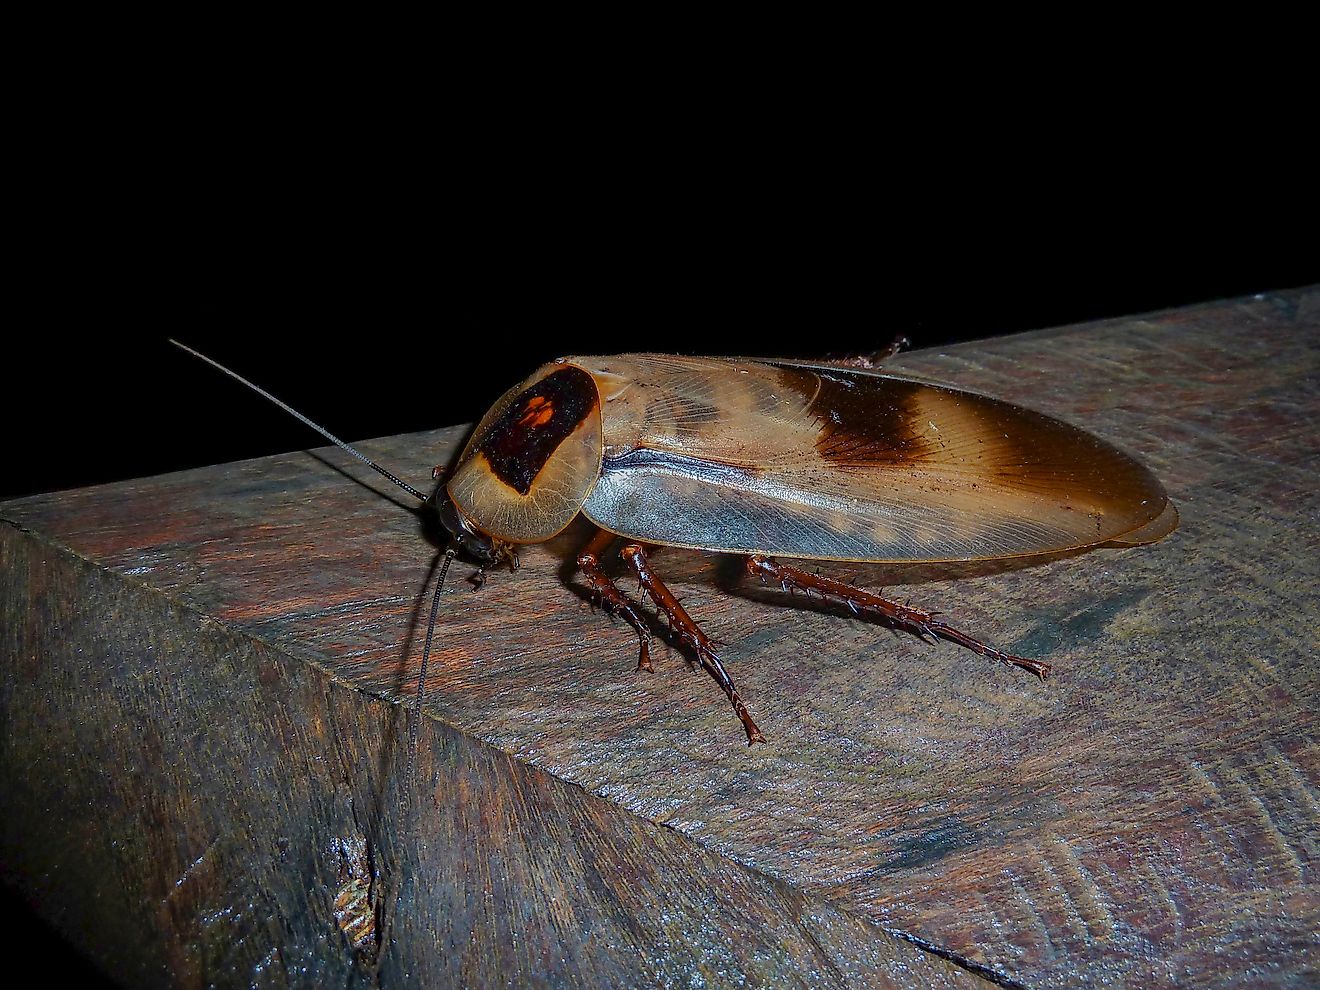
[168, 339, 428, 503]
[405, 546, 456, 794]
[171, 338, 451, 801]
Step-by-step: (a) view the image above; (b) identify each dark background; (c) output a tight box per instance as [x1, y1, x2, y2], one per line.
[6, 82, 1316, 502]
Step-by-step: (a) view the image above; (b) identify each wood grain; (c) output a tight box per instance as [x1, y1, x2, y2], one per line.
[3, 287, 1317, 987]
[0, 528, 976, 988]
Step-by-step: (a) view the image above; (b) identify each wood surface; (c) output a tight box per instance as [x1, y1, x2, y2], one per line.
[2, 288, 1317, 987]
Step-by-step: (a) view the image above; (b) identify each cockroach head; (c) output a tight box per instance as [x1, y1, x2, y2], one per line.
[430, 491, 496, 564]
[430, 489, 498, 565]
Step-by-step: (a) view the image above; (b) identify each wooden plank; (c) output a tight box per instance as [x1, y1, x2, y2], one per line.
[3, 287, 1317, 987]
[0, 526, 977, 988]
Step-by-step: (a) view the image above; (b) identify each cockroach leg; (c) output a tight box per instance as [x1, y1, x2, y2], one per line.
[621, 544, 766, 745]
[470, 542, 519, 590]
[576, 529, 653, 672]
[745, 556, 1052, 680]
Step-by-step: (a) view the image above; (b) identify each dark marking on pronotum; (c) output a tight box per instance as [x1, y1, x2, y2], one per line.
[476, 366, 598, 495]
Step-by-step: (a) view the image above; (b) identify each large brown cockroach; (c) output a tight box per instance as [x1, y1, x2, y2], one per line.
[173, 345, 1177, 745]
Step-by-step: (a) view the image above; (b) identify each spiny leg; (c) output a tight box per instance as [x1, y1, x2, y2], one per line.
[576, 528, 653, 672]
[621, 544, 766, 745]
[746, 556, 1051, 679]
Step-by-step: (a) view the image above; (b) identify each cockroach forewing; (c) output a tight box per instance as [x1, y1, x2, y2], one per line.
[568, 355, 1174, 563]
[1101, 499, 1179, 547]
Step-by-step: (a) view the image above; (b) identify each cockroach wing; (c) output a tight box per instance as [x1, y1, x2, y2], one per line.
[570, 354, 1176, 562]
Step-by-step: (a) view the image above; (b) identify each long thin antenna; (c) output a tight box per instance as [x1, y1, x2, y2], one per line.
[169, 339, 428, 503]
[405, 546, 455, 793]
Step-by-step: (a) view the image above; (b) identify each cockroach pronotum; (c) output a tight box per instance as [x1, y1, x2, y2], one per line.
[172, 344, 1177, 746]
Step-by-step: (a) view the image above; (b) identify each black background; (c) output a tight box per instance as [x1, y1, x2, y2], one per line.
[7, 82, 1316, 501]
[6, 81, 1316, 503]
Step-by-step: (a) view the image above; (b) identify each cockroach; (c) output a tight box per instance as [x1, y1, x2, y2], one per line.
[172, 344, 1177, 745]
